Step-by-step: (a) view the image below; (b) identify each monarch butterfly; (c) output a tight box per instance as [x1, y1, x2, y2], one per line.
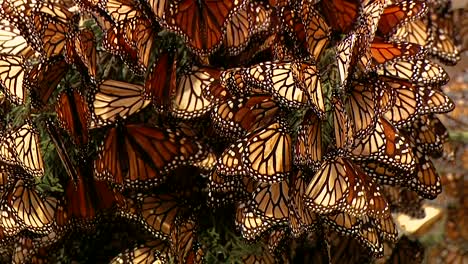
[2, 121, 45, 178]
[64, 176, 125, 226]
[377, 0, 428, 37]
[327, 215, 387, 257]
[224, 33, 277, 67]
[218, 68, 262, 100]
[344, 78, 393, 139]
[144, 51, 177, 112]
[428, 10, 460, 65]
[7, 179, 57, 235]
[382, 186, 425, 218]
[323, 211, 361, 236]
[0, 54, 27, 104]
[404, 115, 448, 157]
[216, 139, 248, 177]
[266, 228, 287, 254]
[101, 20, 146, 75]
[332, 97, 354, 150]
[349, 117, 415, 172]
[192, 151, 217, 175]
[31, 2, 78, 59]
[0, 134, 16, 166]
[0, 226, 12, 248]
[373, 213, 397, 242]
[170, 66, 219, 119]
[417, 86, 455, 115]
[139, 193, 188, 238]
[268, 35, 294, 62]
[355, 216, 383, 257]
[386, 236, 425, 264]
[12, 231, 68, 264]
[211, 94, 279, 139]
[391, 17, 433, 49]
[336, 31, 361, 86]
[0, 19, 37, 58]
[1, 0, 37, 18]
[109, 240, 171, 264]
[11, 236, 41, 264]
[151, 0, 247, 56]
[0, 1, 43, 54]
[306, 154, 389, 218]
[240, 61, 314, 109]
[294, 111, 322, 172]
[26, 55, 69, 108]
[88, 80, 150, 128]
[53, 199, 71, 232]
[101, 0, 143, 23]
[208, 170, 237, 194]
[45, 119, 81, 183]
[289, 171, 319, 237]
[55, 89, 90, 147]
[207, 186, 237, 208]
[219, 67, 255, 96]
[235, 202, 275, 241]
[320, 0, 358, 34]
[97, 0, 157, 70]
[383, 79, 452, 126]
[70, 29, 97, 79]
[94, 123, 207, 189]
[0, 203, 25, 236]
[201, 80, 227, 105]
[170, 217, 204, 264]
[404, 147, 441, 199]
[32, 1, 76, 25]
[301, 3, 330, 61]
[383, 78, 453, 125]
[240, 249, 276, 264]
[356, 136, 406, 178]
[0, 161, 15, 192]
[359, 173, 390, 219]
[241, 119, 292, 183]
[359, 0, 385, 39]
[272, 6, 309, 59]
[249, 180, 290, 225]
[211, 169, 255, 206]
[294, 62, 326, 117]
[123, 16, 158, 69]
[223, 2, 271, 56]
[381, 77, 423, 127]
[304, 155, 368, 216]
[360, 39, 425, 71]
[377, 59, 449, 86]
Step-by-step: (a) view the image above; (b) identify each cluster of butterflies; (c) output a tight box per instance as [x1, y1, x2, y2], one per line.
[0, 0, 462, 263]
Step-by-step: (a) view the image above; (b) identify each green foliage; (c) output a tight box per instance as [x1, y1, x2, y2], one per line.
[448, 131, 468, 143]
[37, 131, 64, 194]
[5, 101, 30, 127]
[199, 214, 266, 263]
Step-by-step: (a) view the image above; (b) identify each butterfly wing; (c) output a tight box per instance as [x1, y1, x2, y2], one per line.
[56, 89, 90, 147]
[89, 80, 150, 128]
[171, 66, 218, 119]
[242, 120, 292, 183]
[0, 54, 27, 104]
[8, 179, 56, 234]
